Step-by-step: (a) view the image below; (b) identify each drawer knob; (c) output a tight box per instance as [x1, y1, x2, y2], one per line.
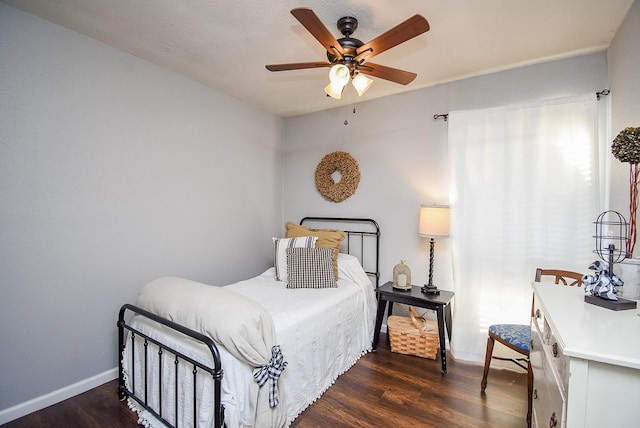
[552, 342, 558, 358]
[533, 388, 538, 399]
[549, 412, 558, 427]
[535, 308, 541, 319]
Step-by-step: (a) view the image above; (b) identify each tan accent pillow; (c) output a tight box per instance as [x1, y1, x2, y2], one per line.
[285, 222, 346, 278]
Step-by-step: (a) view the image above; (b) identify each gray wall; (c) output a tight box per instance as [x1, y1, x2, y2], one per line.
[283, 52, 609, 289]
[2, 0, 638, 420]
[609, 0, 640, 233]
[0, 3, 283, 411]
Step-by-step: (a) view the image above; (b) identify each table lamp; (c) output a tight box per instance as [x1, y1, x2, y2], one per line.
[419, 204, 450, 294]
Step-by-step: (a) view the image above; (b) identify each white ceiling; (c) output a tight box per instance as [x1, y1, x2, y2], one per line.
[3, 0, 634, 117]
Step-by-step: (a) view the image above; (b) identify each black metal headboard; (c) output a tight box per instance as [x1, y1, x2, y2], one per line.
[300, 217, 380, 288]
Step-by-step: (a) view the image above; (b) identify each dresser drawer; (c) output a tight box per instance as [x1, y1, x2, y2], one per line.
[532, 296, 569, 391]
[545, 328, 569, 390]
[532, 297, 545, 336]
[531, 318, 566, 427]
[534, 376, 564, 428]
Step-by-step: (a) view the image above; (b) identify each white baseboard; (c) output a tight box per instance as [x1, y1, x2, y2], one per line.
[0, 367, 118, 425]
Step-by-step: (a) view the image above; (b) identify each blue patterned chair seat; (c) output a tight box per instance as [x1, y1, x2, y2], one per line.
[489, 324, 530, 352]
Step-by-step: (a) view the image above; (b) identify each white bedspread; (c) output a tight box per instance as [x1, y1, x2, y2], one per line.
[122, 253, 376, 428]
[225, 258, 376, 424]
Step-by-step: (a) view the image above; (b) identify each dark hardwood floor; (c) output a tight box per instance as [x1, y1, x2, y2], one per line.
[2, 334, 527, 427]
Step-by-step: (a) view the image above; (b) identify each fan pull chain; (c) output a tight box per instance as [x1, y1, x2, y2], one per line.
[344, 97, 357, 126]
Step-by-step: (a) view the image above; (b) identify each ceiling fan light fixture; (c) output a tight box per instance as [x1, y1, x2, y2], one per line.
[352, 72, 373, 96]
[324, 82, 344, 99]
[266, 9, 430, 99]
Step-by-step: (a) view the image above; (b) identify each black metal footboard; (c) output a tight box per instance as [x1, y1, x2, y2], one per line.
[118, 304, 225, 428]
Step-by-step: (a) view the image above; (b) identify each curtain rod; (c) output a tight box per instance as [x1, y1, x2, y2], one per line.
[433, 89, 611, 121]
[596, 89, 610, 100]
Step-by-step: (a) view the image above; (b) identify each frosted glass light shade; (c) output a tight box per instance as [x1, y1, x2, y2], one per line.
[329, 64, 350, 86]
[419, 205, 450, 238]
[352, 73, 373, 96]
[325, 64, 350, 99]
[324, 82, 344, 99]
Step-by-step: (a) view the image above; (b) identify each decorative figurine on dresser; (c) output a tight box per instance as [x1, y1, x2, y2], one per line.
[583, 210, 637, 310]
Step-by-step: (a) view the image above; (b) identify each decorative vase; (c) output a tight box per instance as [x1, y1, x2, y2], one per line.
[614, 259, 640, 300]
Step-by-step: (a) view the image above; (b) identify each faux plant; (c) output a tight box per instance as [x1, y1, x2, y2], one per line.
[611, 127, 640, 257]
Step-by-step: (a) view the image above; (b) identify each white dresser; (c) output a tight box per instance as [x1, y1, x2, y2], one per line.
[530, 283, 640, 428]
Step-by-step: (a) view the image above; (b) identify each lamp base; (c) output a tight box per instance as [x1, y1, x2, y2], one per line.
[421, 284, 440, 295]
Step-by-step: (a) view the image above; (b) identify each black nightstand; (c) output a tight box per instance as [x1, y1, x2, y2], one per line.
[373, 281, 454, 373]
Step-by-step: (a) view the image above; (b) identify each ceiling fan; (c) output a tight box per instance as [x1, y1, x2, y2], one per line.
[266, 8, 430, 99]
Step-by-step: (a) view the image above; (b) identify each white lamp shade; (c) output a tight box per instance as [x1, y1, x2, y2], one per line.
[419, 205, 450, 238]
[352, 73, 373, 96]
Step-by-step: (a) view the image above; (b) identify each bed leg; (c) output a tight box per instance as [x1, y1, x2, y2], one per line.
[117, 307, 126, 400]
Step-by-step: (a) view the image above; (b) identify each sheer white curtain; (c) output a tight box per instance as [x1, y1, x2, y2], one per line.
[448, 94, 602, 362]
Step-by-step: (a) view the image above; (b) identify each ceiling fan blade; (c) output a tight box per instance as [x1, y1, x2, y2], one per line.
[291, 8, 345, 58]
[358, 15, 429, 60]
[359, 62, 417, 85]
[266, 62, 332, 72]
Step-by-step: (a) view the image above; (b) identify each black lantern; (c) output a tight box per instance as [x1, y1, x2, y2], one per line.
[594, 210, 628, 276]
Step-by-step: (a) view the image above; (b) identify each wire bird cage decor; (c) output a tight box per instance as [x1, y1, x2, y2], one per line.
[594, 210, 628, 275]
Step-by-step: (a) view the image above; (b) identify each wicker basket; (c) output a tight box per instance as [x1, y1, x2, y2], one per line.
[387, 306, 439, 359]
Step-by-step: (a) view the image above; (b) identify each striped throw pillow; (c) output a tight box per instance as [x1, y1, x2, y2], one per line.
[273, 236, 317, 281]
[286, 247, 337, 289]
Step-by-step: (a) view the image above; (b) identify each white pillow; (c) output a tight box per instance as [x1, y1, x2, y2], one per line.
[272, 236, 318, 281]
[337, 253, 372, 285]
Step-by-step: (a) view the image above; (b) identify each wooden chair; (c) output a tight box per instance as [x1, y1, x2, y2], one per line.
[480, 268, 583, 427]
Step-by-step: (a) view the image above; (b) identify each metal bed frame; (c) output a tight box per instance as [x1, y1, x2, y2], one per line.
[117, 217, 380, 428]
[118, 304, 225, 427]
[300, 217, 380, 288]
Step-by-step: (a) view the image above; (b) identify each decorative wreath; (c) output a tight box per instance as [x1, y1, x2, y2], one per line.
[315, 151, 361, 203]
